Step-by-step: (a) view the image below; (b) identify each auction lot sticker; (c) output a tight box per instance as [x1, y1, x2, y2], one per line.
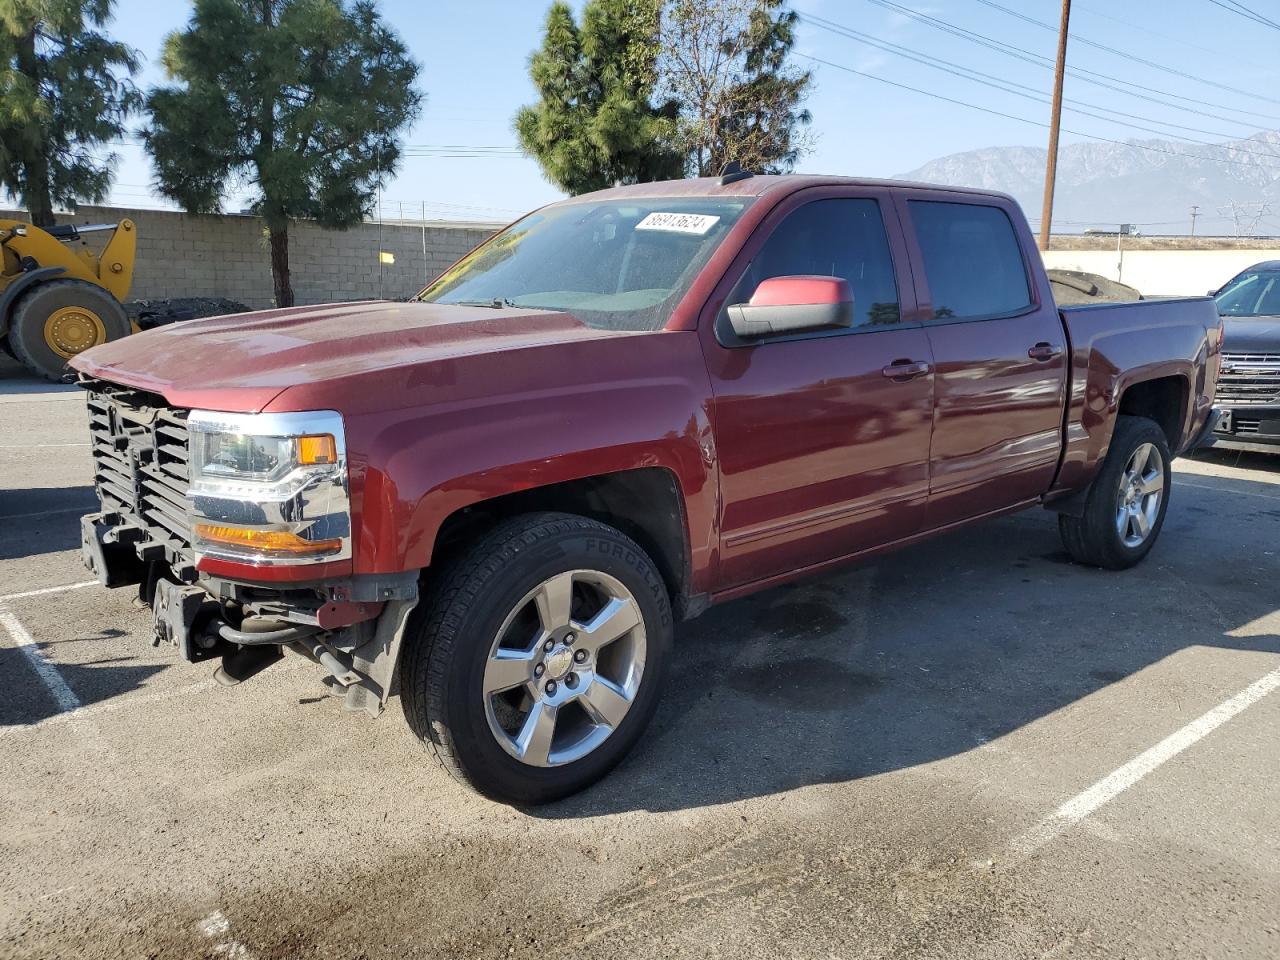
[635, 212, 721, 235]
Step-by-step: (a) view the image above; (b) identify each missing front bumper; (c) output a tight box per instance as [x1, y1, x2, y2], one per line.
[80, 512, 420, 717]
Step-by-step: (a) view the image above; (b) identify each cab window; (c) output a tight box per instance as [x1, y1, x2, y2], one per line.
[909, 200, 1032, 321]
[722, 198, 902, 336]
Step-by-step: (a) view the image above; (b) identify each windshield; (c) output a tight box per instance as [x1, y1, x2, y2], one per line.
[417, 197, 752, 331]
[1215, 269, 1280, 317]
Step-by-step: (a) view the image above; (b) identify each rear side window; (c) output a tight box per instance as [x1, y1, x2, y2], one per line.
[909, 200, 1032, 321]
[728, 198, 902, 329]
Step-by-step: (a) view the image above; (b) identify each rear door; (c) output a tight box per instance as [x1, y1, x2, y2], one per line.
[699, 187, 936, 590]
[897, 192, 1069, 527]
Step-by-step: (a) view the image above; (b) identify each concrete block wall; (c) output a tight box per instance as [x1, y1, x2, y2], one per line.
[2, 205, 500, 309]
[1041, 248, 1280, 298]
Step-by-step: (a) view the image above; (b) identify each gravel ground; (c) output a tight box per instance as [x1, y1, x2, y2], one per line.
[1, 356, 1277, 960]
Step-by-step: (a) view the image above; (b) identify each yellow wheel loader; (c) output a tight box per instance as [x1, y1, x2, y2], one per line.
[0, 218, 137, 381]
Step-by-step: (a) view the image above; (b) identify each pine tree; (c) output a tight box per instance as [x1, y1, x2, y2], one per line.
[515, 0, 682, 195]
[144, 0, 421, 308]
[0, 0, 140, 227]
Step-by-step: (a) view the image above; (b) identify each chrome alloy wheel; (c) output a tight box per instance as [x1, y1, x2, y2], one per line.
[483, 569, 647, 768]
[1115, 442, 1165, 548]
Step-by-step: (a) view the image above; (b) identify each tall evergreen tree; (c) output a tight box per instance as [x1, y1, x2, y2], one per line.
[144, 0, 421, 308]
[515, 0, 682, 195]
[0, 0, 140, 227]
[518, 0, 811, 190]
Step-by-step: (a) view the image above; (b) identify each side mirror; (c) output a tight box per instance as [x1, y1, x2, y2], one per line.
[727, 276, 854, 339]
[1207, 288, 1219, 297]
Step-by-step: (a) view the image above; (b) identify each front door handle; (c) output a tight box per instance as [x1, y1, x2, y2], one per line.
[881, 359, 931, 381]
[1028, 342, 1063, 361]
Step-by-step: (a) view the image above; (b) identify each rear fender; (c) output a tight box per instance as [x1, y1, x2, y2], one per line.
[1052, 300, 1216, 494]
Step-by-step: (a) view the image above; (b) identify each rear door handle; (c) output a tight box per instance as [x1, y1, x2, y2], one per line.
[881, 359, 931, 381]
[1028, 342, 1062, 361]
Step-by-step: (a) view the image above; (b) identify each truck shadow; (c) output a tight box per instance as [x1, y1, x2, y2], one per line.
[535, 469, 1280, 818]
[0, 644, 164, 726]
[0, 487, 96, 560]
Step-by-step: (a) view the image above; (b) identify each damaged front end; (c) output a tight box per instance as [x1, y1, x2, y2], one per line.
[79, 377, 418, 717]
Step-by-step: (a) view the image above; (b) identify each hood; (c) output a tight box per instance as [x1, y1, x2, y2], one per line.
[71, 300, 635, 412]
[1222, 315, 1280, 355]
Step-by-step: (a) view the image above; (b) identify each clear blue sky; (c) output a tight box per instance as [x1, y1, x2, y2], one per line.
[96, 0, 1280, 222]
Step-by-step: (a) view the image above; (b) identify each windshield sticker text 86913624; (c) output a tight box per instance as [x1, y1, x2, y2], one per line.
[634, 212, 721, 235]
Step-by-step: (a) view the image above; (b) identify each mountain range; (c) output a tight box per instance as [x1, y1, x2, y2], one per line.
[895, 129, 1280, 236]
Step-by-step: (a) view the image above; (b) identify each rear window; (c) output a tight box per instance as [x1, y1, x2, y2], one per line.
[909, 200, 1032, 321]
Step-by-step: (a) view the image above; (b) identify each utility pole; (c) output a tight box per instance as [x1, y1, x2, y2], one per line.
[1038, 0, 1072, 251]
[1190, 204, 1200, 236]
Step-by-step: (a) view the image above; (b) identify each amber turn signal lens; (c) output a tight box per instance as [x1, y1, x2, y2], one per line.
[195, 524, 342, 556]
[297, 434, 337, 466]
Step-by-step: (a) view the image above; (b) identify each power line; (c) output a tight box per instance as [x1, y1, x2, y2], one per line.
[972, 0, 1280, 104]
[1070, 1, 1273, 70]
[1205, 0, 1280, 31]
[851, 0, 1280, 125]
[795, 52, 1280, 173]
[801, 13, 1280, 152]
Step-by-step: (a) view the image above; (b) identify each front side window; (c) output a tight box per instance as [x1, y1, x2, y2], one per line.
[723, 198, 902, 332]
[909, 200, 1032, 321]
[1215, 269, 1280, 317]
[417, 197, 751, 332]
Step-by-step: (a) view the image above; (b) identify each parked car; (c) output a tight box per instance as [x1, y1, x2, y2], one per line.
[1204, 261, 1280, 453]
[72, 174, 1221, 803]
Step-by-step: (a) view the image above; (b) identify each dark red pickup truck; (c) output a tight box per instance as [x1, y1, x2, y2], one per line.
[72, 174, 1221, 802]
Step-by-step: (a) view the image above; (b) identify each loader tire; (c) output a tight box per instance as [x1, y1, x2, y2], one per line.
[9, 280, 130, 381]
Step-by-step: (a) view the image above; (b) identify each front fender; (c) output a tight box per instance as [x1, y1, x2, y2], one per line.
[286, 331, 719, 592]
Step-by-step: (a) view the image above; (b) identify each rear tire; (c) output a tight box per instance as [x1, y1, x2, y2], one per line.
[401, 512, 672, 804]
[1058, 415, 1172, 570]
[8, 280, 130, 381]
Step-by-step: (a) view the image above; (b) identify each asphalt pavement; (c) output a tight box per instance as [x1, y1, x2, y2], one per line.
[1, 355, 1276, 960]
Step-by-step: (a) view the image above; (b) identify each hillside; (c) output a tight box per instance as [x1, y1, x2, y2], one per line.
[896, 130, 1280, 235]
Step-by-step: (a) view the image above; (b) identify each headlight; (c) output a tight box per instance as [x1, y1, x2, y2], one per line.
[187, 410, 351, 566]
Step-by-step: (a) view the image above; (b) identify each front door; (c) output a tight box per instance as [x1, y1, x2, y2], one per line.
[699, 190, 936, 590]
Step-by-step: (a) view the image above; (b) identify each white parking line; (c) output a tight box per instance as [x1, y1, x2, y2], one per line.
[0, 580, 97, 602]
[0, 602, 82, 713]
[1176, 479, 1280, 501]
[199, 909, 258, 959]
[1015, 664, 1280, 853]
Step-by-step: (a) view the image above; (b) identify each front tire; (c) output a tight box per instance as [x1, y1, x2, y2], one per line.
[401, 512, 672, 804]
[1058, 415, 1172, 570]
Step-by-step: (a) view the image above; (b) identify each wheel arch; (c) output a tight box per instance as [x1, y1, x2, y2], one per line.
[429, 467, 702, 619]
[1116, 373, 1190, 451]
